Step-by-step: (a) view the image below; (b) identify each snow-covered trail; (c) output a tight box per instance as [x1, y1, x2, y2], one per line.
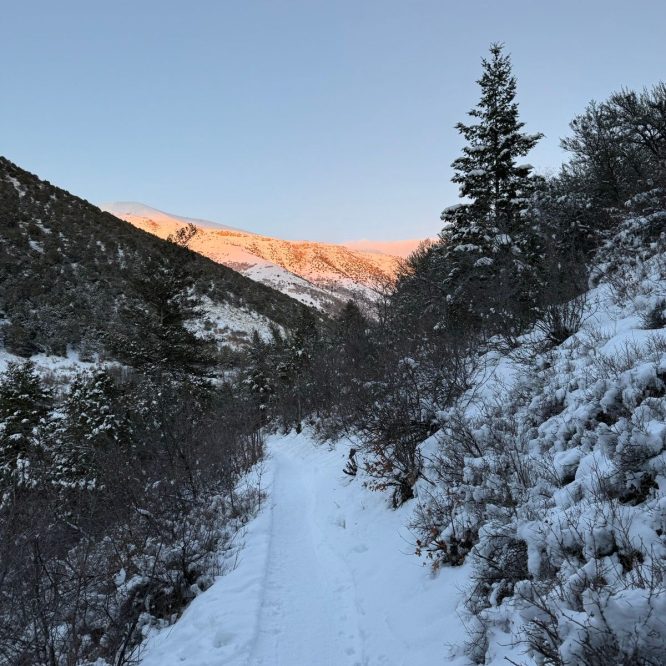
[140, 432, 471, 666]
[249, 442, 364, 665]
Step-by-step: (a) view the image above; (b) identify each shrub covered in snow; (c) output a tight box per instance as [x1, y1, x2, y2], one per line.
[413, 232, 666, 663]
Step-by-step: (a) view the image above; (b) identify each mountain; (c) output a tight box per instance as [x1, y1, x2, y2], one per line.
[101, 202, 420, 312]
[0, 158, 312, 362]
[341, 238, 429, 258]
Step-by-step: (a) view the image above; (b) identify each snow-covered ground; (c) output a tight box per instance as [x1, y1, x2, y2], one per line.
[0, 347, 98, 379]
[189, 297, 279, 347]
[139, 432, 471, 666]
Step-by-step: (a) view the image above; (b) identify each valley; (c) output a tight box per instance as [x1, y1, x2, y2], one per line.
[1, 8, 665, 666]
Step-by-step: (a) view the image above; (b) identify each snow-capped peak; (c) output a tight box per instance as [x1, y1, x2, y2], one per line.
[101, 202, 425, 312]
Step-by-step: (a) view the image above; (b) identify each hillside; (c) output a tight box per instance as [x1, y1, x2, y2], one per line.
[101, 202, 415, 312]
[0, 158, 312, 361]
[132, 211, 666, 666]
[409, 215, 666, 664]
[0, 159, 322, 666]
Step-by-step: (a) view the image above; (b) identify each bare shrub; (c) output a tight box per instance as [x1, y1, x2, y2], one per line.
[641, 298, 666, 329]
[357, 335, 479, 508]
[534, 294, 587, 346]
[0, 369, 265, 666]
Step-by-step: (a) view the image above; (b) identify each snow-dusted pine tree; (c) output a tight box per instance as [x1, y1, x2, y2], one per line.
[53, 369, 129, 489]
[439, 43, 543, 336]
[0, 361, 52, 486]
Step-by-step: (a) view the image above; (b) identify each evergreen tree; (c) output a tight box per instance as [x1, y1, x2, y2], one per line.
[275, 307, 319, 430]
[109, 255, 216, 375]
[0, 361, 52, 485]
[166, 221, 199, 248]
[53, 369, 130, 488]
[439, 43, 543, 335]
[390, 241, 449, 334]
[333, 300, 373, 372]
[244, 330, 275, 425]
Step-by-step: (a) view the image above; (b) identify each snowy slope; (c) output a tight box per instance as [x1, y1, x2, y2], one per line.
[0, 348, 99, 379]
[139, 432, 471, 666]
[187, 297, 279, 347]
[101, 202, 414, 312]
[342, 238, 431, 259]
[410, 217, 666, 665]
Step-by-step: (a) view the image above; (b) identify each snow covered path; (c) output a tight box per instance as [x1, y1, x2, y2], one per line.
[248, 441, 364, 665]
[140, 432, 471, 666]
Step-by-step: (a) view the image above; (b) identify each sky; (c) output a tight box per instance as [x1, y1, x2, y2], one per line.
[2, 1, 665, 242]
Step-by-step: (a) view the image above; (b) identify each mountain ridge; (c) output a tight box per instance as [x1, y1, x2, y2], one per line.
[0, 157, 313, 361]
[101, 202, 425, 312]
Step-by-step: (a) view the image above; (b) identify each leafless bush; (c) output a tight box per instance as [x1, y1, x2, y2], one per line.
[412, 400, 537, 570]
[641, 298, 666, 329]
[534, 294, 587, 347]
[357, 335, 479, 507]
[517, 500, 666, 666]
[0, 370, 265, 666]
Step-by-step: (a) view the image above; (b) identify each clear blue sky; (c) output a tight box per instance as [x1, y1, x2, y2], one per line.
[2, 1, 665, 242]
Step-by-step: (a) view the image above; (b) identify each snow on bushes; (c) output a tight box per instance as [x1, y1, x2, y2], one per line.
[413, 224, 666, 665]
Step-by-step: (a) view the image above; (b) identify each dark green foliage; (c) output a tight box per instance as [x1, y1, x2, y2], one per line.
[642, 298, 666, 329]
[443, 43, 542, 233]
[333, 300, 373, 360]
[390, 242, 449, 336]
[270, 307, 321, 431]
[52, 369, 131, 488]
[107, 254, 216, 375]
[436, 43, 543, 337]
[390, 45, 544, 343]
[166, 221, 198, 247]
[0, 157, 310, 365]
[0, 361, 52, 485]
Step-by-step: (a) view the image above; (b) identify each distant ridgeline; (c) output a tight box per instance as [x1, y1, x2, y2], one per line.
[0, 157, 313, 367]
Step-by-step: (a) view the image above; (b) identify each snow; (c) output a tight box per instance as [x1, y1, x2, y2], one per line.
[139, 432, 471, 666]
[101, 202, 414, 312]
[243, 263, 338, 310]
[4, 202, 660, 664]
[5, 174, 26, 197]
[190, 297, 277, 347]
[404, 220, 666, 664]
[342, 238, 431, 259]
[493, 233, 512, 245]
[0, 347, 98, 377]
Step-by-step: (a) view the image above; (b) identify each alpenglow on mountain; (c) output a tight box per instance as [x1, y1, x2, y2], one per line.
[101, 202, 425, 313]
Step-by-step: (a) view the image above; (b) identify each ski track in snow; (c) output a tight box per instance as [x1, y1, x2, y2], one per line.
[140, 433, 471, 666]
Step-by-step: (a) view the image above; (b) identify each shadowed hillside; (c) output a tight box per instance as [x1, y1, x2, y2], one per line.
[0, 157, 314, 363]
